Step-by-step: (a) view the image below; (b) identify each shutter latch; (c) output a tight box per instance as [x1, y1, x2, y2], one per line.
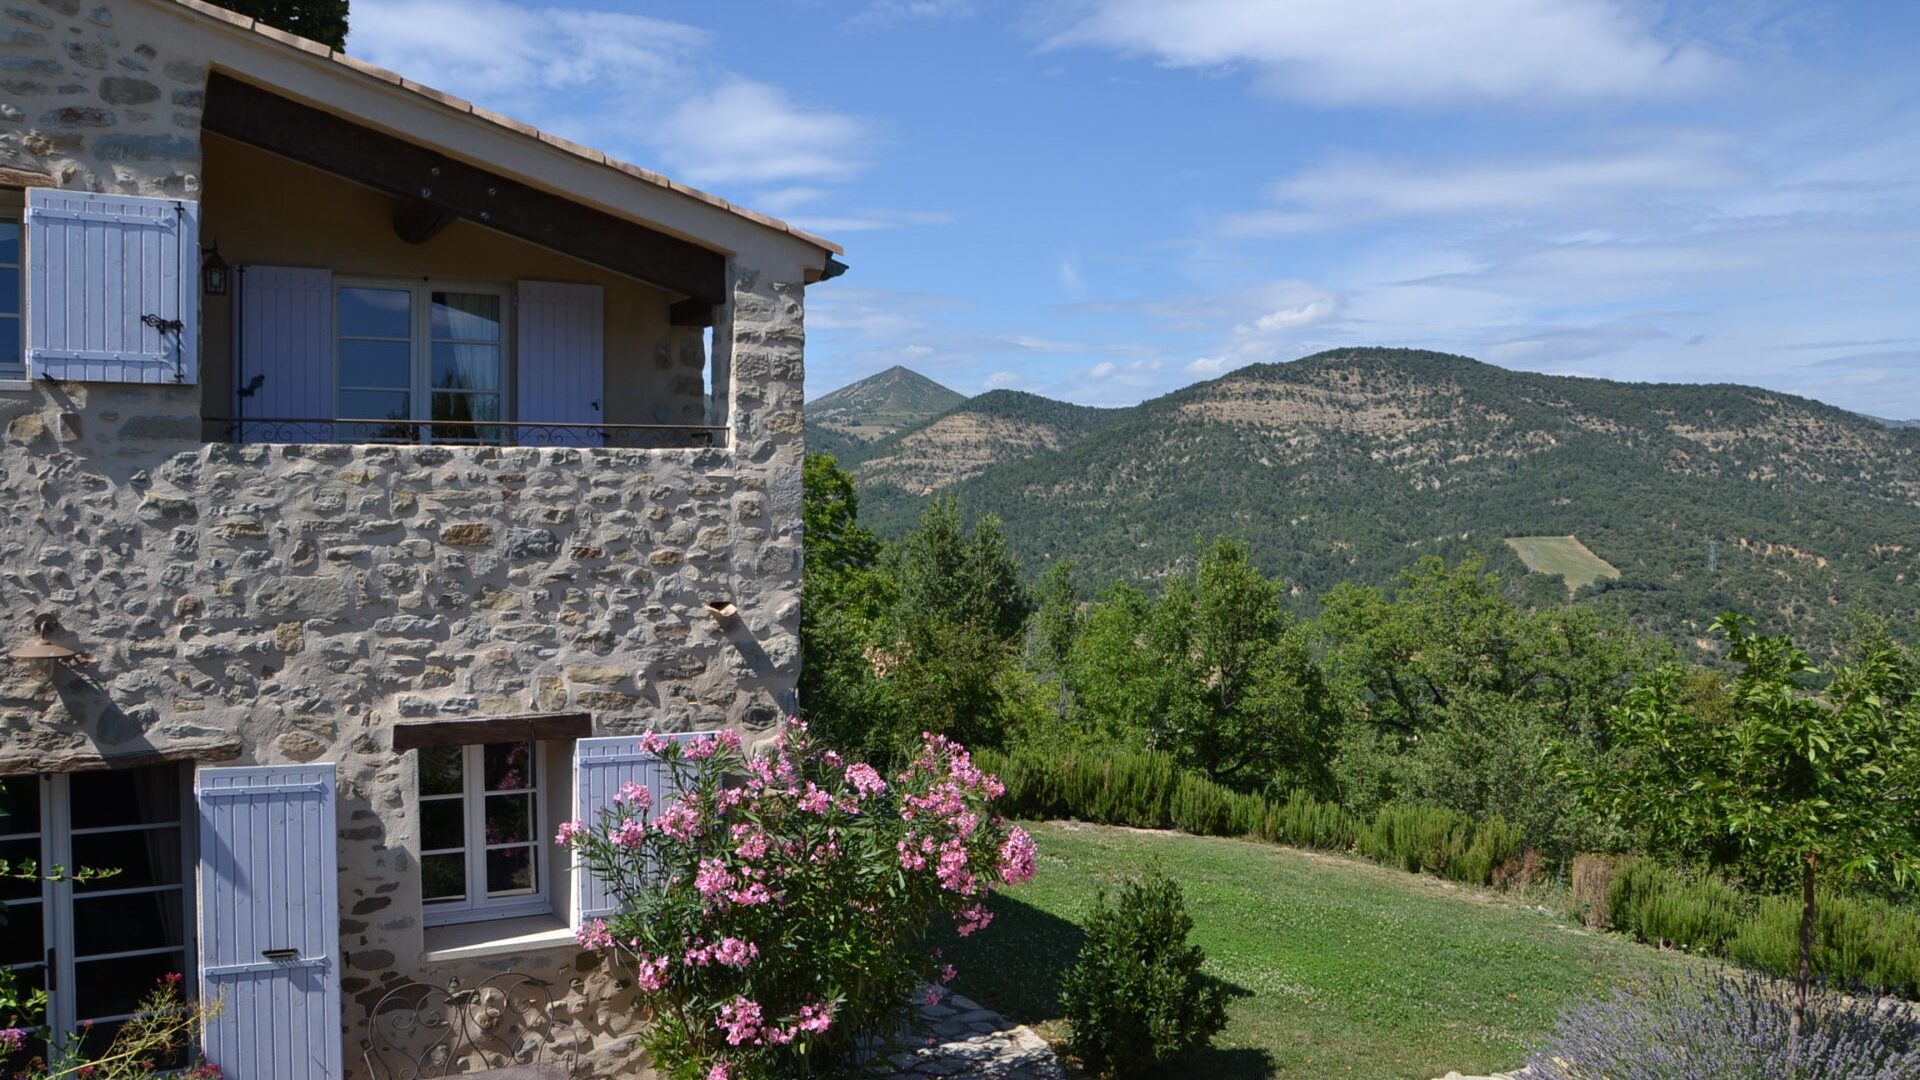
[141, 314, 184, 334]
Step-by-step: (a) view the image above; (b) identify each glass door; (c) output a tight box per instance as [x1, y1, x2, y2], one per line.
[0, 767, 194, 1066]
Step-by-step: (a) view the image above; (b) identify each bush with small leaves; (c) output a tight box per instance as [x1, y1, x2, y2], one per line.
[1527, 969, 1920, 1080]
[1060, 872, 1228, 1078]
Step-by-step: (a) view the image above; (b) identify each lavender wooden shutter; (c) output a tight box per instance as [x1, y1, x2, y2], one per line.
[572, 734, 703, 922]
[196, 764, 342, 1080]
[515, 281, 603, 447]
[234, 266, 334, 443]
[25, 189, 198, 384]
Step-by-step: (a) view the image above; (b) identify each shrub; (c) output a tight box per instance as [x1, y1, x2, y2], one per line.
[1265, 789, 1358, 850]
[1060, 873, 1229, 1078]
[1356, 805, 1518, 884]
[1526, 968, 1920, 1079]
[1730, 891, 1920, 998]
[562, 723, 1036, 1080]
[1608, 859, 1745, 955]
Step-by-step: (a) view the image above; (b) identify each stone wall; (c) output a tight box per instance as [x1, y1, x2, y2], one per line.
[0, 265, 806, 1075]
[0, 0, 204, 196]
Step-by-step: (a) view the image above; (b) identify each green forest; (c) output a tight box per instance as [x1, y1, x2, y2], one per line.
[802, 447, 1920, 992]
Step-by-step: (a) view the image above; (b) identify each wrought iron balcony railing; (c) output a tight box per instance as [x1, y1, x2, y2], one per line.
[204, 417, 727, 449]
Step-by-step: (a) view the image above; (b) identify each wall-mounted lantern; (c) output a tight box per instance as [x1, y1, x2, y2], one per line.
[202, 243, 229, 296]
[9, 613, 83, 674]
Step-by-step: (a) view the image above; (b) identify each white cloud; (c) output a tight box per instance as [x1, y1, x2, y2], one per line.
[984, 370, 1024, 389]
[1048, 0, 1721, 106]
[657, 79, 870, 186]
[348, 2, 871, 193]
[1088, 361, 1118, 378]
[848, 0, 977, 27]
[1224, 138, 1745, 235]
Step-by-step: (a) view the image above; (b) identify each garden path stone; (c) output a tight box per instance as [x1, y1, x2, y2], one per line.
[879, 991, 1066, 1080]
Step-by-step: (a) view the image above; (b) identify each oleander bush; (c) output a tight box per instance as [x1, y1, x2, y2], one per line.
[561, 723, 1036, 1080]
[1527, 969, 1920, 1079]
[1059, 872, 1229, 1078]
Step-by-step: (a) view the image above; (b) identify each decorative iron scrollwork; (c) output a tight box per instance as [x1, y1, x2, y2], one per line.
[361, 972, 577, 1079]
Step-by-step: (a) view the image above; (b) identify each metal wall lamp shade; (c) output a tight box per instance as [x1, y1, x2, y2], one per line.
[10, 613, 83, 669]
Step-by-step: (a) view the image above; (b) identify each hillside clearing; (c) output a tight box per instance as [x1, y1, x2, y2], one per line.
[1504, 535, 1620, 593]
[945, 820, 1685, 1080]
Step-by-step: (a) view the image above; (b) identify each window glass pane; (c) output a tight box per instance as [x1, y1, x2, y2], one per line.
[485, 847, 534, 896]
[0, 268, 16, 316]
[72, 826, 183, 892]
[418, 747, 463, 797]
[431, 343, 501, 391]
[72, 889, 186, 956]
[338, 390, 411, 422]
[420, 799, 463, 852]
[432, 390, 503, 423]
[0, 900, 40, 960]
[73, 949, 186, 1022]
[340, 287, 411, 338]
[0, 220, 19, 264]
[484, 793, 531, 846]
[0, 840, 40, 899]
[482, 743, 534, 792]
[339, 339, 411, 389]
[0, 774, 38, 834]
[0, 317, 19, 368]
[431, 293, 500, 341]
[421, 852, 465, 902]
[68, 767, 180, 831]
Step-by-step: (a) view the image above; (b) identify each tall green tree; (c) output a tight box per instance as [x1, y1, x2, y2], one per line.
[1064, 539, 1333, 791]
[1564, 613, 1920, 1033]
[798, 454, 896, 755]
[884, 496, 1034, 750]
[218, 0, 348, 49]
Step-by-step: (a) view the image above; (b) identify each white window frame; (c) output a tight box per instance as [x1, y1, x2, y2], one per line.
[0, 189, 23, 382]
[418, 742, 550, 928]
[333, 277, 512, 441]
[0, 769, 197, 1057]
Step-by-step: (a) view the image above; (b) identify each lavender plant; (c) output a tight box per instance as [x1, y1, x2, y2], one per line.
[1527, 969, 1920, 1080]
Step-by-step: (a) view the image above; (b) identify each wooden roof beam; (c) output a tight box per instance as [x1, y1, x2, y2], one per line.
[202, 73, 728, 305]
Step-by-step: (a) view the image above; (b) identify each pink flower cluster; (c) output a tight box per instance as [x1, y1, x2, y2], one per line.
[554, 820, 587, 846]
[998, 826, 1037, 885]
[956, 902, 994, 937]
[576, 918, 614, 950]
[713, 995, 835, 1047]
[613, 781, 653, 810]
[683, 936, 759, 970]
[845, 762, 887, 798]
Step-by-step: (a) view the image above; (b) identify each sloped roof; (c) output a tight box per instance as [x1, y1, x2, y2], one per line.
[163, 0, 844, 256]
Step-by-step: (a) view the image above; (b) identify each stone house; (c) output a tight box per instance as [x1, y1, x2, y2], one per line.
[0, 1, 841, 1076]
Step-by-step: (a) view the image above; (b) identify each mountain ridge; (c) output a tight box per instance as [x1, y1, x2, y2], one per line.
[816, 350, 1920, 655]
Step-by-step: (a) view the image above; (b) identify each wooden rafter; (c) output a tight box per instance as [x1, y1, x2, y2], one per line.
[202, 73, 728, 305]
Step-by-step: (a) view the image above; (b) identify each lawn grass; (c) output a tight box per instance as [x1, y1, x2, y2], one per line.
[1504, 535, 1621, 593]
[943, 820, 1686, 1080]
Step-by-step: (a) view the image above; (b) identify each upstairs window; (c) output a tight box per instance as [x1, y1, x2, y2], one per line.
[337, 282, 506, 443]
[418, 741, 547, 926]
[1, 204, 20, 381]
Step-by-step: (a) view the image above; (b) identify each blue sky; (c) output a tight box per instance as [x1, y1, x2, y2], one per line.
[348, 1, 1920, 417]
